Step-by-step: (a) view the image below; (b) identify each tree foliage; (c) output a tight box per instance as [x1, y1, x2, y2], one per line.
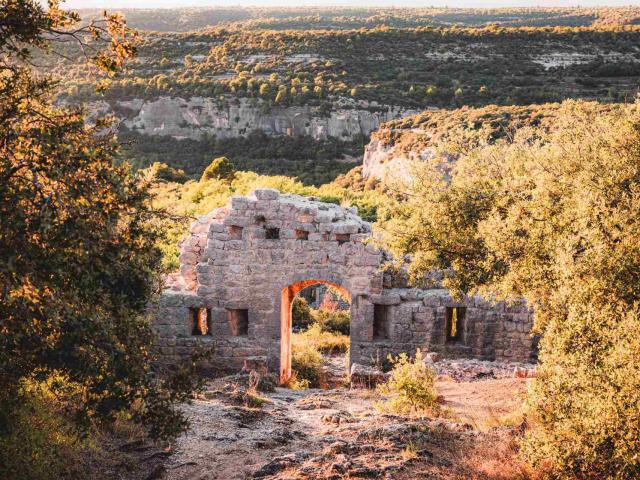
[378, 100, 640, 478]
[201, 156, 237, 182]
[0, 0, 201, 454]
[292, 297, 314, 330]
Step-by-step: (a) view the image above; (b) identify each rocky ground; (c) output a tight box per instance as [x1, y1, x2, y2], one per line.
[158, 357, 534, 480]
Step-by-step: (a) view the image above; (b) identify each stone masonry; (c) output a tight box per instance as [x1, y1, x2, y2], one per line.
[152, 189, 537, 380]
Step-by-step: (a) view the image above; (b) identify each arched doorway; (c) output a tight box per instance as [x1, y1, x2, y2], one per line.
[280, 280, 352, 383]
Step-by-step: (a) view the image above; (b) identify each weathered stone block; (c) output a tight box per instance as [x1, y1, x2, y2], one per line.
[253, 188, 280, 201]
[370, 294, 401, 305]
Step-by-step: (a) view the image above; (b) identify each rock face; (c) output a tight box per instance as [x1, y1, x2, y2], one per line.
[152, 189, 538, 379]
[90, 96, 416, 141]
[361, 136, 433, 183]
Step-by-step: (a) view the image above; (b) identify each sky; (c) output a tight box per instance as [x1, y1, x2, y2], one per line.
[61, 0, 640, 9]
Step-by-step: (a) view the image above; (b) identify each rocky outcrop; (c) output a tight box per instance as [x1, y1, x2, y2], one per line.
[90, 96, 417, 142]
[362, 135, 435, 183]
[362, 102, 622, 182]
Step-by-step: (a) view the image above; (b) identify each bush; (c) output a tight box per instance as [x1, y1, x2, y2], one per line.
[0, 380, 151, 480]
[376, 349, 439, 416]
[378, 101, 640, 477]
[313, 308, 350, 335]
[147, 161, 188, 183]
[292, 297, 314, 330]
[291, 335, 323, 388]
[0, 383, 84, 480]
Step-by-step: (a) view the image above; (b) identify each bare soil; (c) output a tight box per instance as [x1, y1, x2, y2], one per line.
[161, 361, 533, 480]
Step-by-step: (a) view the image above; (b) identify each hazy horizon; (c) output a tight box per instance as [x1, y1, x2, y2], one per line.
[62, 1, 640, 9]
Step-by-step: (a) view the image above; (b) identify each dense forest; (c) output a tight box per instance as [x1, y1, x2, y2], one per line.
[58, 26, 640, 109]
[121, 129, 365, 184]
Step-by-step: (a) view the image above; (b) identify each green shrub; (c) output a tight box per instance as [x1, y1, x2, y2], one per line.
[0, 380, 150, 480]
[292, 297, 314, 330]
[0, 385, 84, 480]
[376, 349, 439, 416]
[313, 308, 350, 335]
[378, 101, 640, 477]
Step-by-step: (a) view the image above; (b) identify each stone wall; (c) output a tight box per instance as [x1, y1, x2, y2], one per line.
[351, 288, 537, 367]
[152, 189, 537, 379]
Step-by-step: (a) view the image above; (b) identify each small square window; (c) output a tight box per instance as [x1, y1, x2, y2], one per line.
[190, 307, 211, 336]
[265, 227, 280, 239]
[295, 229, 309, 240]
[227, 308, 249, 336]
[229, 225, 243, 240]
[445, 307, 466, 343]
[335, 233, 350, 244]
[373, 304, 389, 340]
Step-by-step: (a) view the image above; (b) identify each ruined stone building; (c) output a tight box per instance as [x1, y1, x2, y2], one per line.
[152, 189, 537, 381]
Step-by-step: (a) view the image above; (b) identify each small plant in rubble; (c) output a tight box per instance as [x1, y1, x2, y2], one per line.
[375, 349, 439, 416]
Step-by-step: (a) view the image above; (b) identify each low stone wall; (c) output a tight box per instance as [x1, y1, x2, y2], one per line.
[351, 288, 535, 366]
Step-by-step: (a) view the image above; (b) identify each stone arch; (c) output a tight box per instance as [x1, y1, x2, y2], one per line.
[280, 279, 351, 383]
[159, 189, 385, 376]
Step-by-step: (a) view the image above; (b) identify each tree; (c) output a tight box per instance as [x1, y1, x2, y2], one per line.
[275, 88, 287, 104]
[377, 101, 640, 478]
[291, 297, 313, 330]
[147, 162, 188, 183]
[201, 156, 237, 182]
[0, 0, 202, 458]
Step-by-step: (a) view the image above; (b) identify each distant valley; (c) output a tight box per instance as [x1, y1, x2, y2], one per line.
[42, 6, 640, 184]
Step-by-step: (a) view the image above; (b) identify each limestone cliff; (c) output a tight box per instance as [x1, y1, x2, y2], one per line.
[89, 96, 417, 142]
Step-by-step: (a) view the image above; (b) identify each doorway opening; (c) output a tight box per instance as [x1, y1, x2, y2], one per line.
[280, 280, 351, 387]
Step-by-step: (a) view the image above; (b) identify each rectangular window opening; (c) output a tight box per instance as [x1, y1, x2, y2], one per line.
[265, 227, 280, 240]
[373, 304, 390, 340]
[229, 225, 243, 240]
[335, 233, 350, 245]
[190, 307, 212, 336]
[295, 229, 309, 240]
[445, 307, 466, 343]
[227, 308, 249, 336]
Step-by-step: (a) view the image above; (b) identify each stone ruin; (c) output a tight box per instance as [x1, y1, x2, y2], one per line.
[152, 189, 538, 381]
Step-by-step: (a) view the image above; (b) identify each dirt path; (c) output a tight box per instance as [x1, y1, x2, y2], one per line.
[163, 371, 531, 480]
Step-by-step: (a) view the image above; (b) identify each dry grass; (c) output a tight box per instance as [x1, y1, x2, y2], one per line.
[289, 325, 349, 389]
[462, 431, 535, 480]
[293, 324, 349, 354]
[436, 378, 529, 431]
